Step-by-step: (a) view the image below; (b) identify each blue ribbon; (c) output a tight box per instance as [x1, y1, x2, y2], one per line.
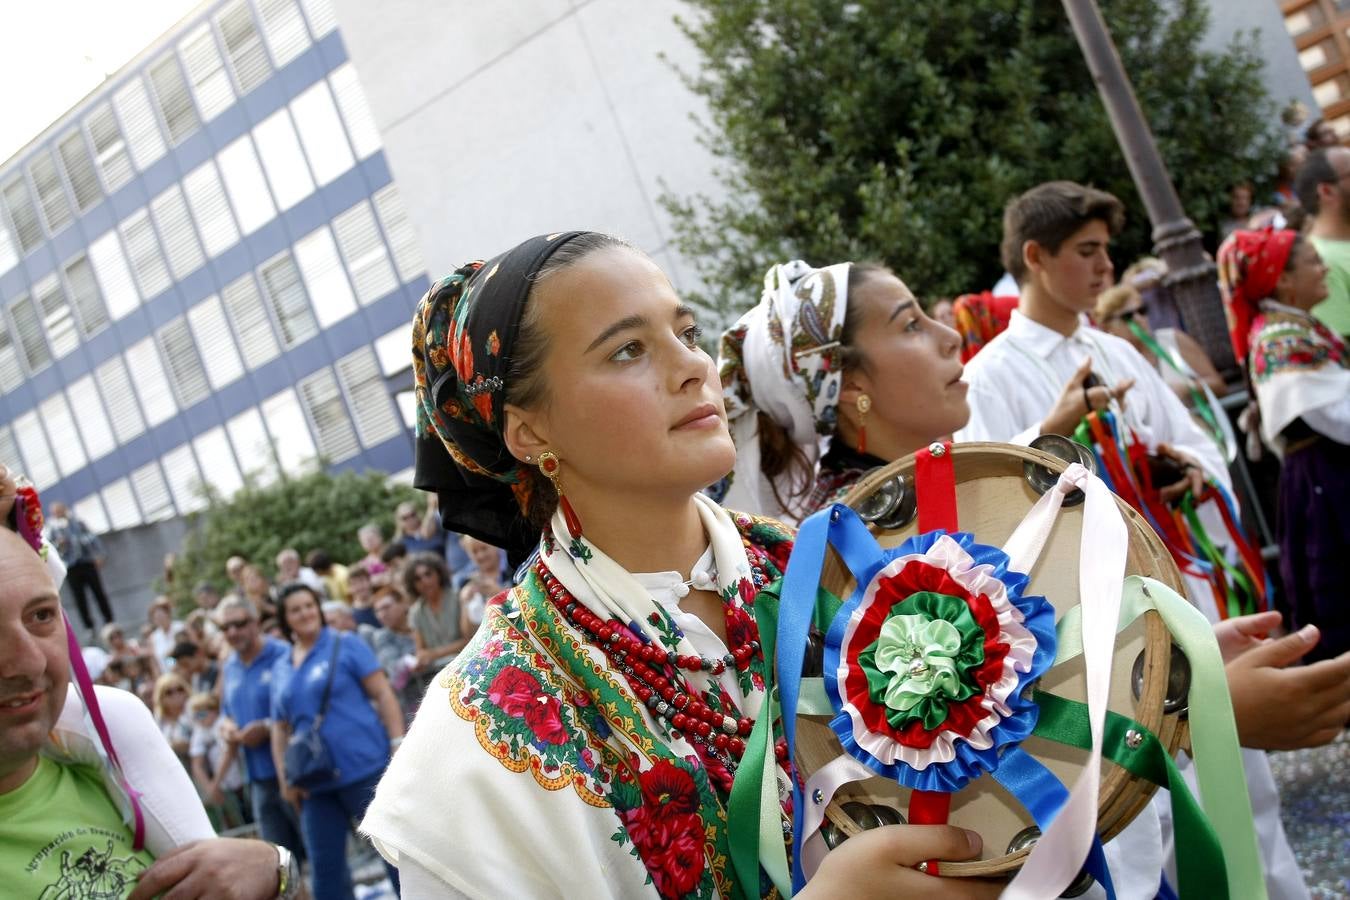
[993, 746, 1116, 899]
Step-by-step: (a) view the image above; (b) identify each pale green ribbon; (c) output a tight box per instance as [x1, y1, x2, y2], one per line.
[1052, 576, 1266, 900]
[874, 615, 965, 713]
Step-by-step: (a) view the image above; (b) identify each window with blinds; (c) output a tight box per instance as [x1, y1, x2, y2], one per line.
[131, 460, 176, 521]
[337, 346, 403, 448]
[373, 325, 410, 377]
[290, 82, 353, 186]
[217, 0, 272, 94]
[194, 426, 244, 498]
[222, 272, 281, 369]
[187, 295, 245, 389]
[34, 274, 78, 359]
[259, 253, 318, 346]
[29, 151, 73, 234]
[58, 130, 103, 212]
[182, 161, 239, 258]
[88, 231, 140, 320]
[4, 176, 44, 252]
[85, 103, 134, 193]
[0, 321, 23, 392]
[150, 185, 205, 280]
[0, 426, 20, 474]
[40, 393, 87, 477]
[160, 444, 206, 514]
[332, 201, 396, 304]
[158, 316, 211, 408]
[125, 337, 178, 426]
[261, 387, 317, 475]
[180, 25, 235, 122]
[13, 411, 57, 490]
[299, 367, 359, 462]
[67, 374, 116, 462]
[253, 109, 313, 210]
[300, 0, 337, 37]
[227, 407, 279, 486]
[8, 294, 50, 372]
[328, 64, 381, 160]
[112, 78, 167, 172]
[372, 185, 424, 282]
[102, 478, 143, 529]
[216, 135, 275, 234]
[63, 255, 108, 337]
[258, 0, 311, 67]
[73, 495, 111, 534]
[120, 210, 172, 299]
[149, 54, 200, 145]
[293, 226, 356, 328]
[95, 355, 147, 443]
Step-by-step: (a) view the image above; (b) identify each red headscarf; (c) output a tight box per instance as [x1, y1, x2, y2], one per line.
[1217, 227, 1298, 362]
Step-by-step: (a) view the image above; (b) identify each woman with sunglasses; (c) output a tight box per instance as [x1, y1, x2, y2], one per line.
[361, 233, 999, 899]
[1093, 284, 1227, 401]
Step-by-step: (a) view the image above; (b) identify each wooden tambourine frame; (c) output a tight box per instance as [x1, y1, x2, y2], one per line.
[798, 442, 1189, 877]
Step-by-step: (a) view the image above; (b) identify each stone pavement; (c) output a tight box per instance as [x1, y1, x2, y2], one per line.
[1270, 730, 1350, 899]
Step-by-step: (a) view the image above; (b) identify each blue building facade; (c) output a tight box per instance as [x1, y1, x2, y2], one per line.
[0, 0, 426, 534]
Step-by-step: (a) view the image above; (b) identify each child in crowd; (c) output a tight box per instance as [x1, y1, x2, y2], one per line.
[188, 692, 250, 830]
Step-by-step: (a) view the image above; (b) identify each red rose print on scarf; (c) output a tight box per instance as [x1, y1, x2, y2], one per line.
[615, 761, 707, 898]
[487, 665, 569, 745]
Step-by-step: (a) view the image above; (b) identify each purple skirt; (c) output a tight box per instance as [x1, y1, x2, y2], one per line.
[1277, 435, 1350, 663]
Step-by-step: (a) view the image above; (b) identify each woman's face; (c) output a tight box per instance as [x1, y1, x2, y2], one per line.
[1279, 240, 1329, 311]
[242, 567, 267, 595]
[844, 273, 970, 452]
[151, 606, 170, 629]
[464, 538, 499, 575]
[1101, 300, 1150, 354]
[412, 564, 442, 598]
[359, 529, 383, 554]
[282, 590, 323, 642]
[161, 682, 187, 715]
[506, 247, 736, 507]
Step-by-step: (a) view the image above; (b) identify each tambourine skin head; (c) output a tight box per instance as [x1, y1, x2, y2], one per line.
[802, 442, 1188, 878]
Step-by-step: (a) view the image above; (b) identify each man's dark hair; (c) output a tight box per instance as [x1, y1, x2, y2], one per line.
[1001, 181, 1125, 284]
[1295, 148, 1337, 215]
[170, 640, 200, 660]
[306, 549, 333, 574]
[381, 541, 408, 565]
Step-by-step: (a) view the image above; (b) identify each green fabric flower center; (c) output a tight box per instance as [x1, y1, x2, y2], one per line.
[857, 591, 987, 731]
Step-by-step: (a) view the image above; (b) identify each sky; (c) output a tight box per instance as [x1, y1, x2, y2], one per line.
[0, 0, 202, 163]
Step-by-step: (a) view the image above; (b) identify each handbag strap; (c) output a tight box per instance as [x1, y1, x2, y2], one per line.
[313, 631, 342, 726]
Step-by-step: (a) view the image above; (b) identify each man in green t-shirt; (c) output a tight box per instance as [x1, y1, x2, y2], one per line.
[1296, 147, 1350, 338]
[0, 518, 290, 899]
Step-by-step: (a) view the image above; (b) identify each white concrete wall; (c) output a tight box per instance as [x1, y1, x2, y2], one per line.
[1205, 0, 1313, 111]
[329, 0, 721, 298]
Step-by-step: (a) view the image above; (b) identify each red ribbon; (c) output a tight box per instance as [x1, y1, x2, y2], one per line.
[910, 442, 959, 874]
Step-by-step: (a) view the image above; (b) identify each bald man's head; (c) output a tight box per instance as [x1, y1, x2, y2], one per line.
[0, 528, 70, 793]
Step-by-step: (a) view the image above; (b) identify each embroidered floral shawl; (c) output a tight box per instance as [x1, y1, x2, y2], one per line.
[1249, 300, 1350, 453]
[361, 513, 794, 900]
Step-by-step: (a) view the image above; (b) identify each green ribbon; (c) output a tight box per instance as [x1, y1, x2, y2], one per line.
[1127, 321, 1226, 449]
[1053, 576, 1267, 900]
[1033, 693, 1228, 900]
[858, 592, 984, 731]
[1178, 493, 1258, 619]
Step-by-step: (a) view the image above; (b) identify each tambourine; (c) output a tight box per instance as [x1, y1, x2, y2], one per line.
[793, 439, 1190, 882]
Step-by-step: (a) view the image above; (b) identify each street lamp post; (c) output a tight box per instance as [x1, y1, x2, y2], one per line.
[1061, 0, 1237, 376]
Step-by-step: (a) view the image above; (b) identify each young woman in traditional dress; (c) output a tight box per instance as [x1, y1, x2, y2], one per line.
[360, 233, 1000, 899]
[720, 258, 1350, 900]
[1219, 228, 1350, 663]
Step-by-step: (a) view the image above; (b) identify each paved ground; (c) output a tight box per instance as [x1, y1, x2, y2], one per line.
[1270, 730, 1350, 899]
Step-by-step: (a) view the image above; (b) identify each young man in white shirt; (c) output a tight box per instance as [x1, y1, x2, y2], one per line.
[956, 180, 1223, 500]
[957, 180, 1313, 899]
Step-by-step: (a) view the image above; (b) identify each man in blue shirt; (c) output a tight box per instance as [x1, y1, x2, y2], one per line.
[218, 596, 305, 862]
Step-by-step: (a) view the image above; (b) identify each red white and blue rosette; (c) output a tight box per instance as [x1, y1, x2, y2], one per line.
[823, 529, 1057, 792]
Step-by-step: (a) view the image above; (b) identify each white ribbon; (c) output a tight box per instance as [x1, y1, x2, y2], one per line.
[1002, 464, 1125, 899]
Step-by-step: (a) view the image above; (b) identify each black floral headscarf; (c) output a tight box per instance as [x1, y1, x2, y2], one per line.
[412, 232, 591, 562]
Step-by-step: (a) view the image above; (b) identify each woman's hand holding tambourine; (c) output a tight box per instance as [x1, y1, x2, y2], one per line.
[802, 825, 1003, 899]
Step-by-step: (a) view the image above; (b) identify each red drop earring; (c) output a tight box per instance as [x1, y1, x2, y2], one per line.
[538, 450, 582, 539]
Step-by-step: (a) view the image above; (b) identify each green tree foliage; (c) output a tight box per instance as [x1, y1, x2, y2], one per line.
[663, 0, 1287, 318]
[168, 467, 418, 610]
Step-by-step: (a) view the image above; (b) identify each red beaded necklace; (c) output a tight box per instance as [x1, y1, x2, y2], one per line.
[536, 540, 771, 771]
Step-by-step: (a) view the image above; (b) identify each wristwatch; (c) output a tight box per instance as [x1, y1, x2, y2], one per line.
[275, 844, 300, 899]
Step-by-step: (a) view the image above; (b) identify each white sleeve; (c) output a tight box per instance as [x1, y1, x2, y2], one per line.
[1302, 395, 1350, 444]
[397, 856, 473, 900]
[188, 725, 210, 759]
